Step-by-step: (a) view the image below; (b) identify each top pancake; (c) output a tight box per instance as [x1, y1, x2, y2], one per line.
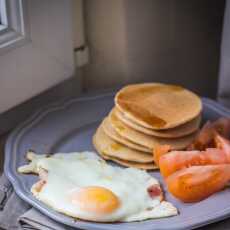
[115, 83, 202, 130]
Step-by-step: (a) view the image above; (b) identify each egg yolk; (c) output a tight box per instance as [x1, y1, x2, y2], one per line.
[70, 186, 120, 215]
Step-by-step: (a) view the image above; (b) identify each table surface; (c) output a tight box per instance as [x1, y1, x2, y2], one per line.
[1, 134, 230, 230]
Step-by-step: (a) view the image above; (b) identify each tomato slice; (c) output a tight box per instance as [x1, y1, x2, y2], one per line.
[214, 134, 230, 156]
[154, 145, 171, 166]
[187, 121, 214, 150]
[166, 164, 230, 202]
[159, 148, 230, 178]
[212, 118, 230, 139]
[187, 118, 230, 151]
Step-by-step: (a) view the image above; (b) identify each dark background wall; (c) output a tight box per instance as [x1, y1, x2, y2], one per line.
[84, 0, 226, 98]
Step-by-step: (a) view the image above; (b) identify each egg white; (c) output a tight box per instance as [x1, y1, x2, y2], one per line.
[19, 151, 178, 222]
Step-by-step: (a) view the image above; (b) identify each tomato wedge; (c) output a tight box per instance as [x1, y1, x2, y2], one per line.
[187, 121, 214, 151]
[166, 164, 230, 202]
[214, 134, 230, 155]
[212, 117, 230, 139]
[154, 145, 171, 166]
[159, 148, 230, 178]
[188, 118, 230, 151]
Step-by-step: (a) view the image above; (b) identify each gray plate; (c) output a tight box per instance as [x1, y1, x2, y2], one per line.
[4, 92, 230, 230]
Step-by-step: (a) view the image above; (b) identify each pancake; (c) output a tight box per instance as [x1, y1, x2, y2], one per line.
[102, 117, 151, 153]
[115, 83, 202, 130]
[109, 110, 197, 150]
[100, 153, 158, 170]
[93, 125, 154, 163]
[114, 108, 201, 138]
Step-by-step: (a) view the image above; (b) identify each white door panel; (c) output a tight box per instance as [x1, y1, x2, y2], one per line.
[0, 0, 76, 113]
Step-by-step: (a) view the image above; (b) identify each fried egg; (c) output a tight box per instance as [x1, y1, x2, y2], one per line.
[18, 151, 177, 222]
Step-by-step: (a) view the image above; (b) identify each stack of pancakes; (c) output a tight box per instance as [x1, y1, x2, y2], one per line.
[93, 83, 202, 170]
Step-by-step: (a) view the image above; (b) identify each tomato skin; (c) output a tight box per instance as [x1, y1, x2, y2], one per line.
[154, 145, 171, 167]
[166, 164, 230, 203]
[159, 148, 230, 178]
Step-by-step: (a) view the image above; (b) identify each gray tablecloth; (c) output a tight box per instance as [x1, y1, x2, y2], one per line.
[0, 174, 77, 230]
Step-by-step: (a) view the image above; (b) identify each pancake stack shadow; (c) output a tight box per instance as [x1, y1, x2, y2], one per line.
[93, 83, 202, 170]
